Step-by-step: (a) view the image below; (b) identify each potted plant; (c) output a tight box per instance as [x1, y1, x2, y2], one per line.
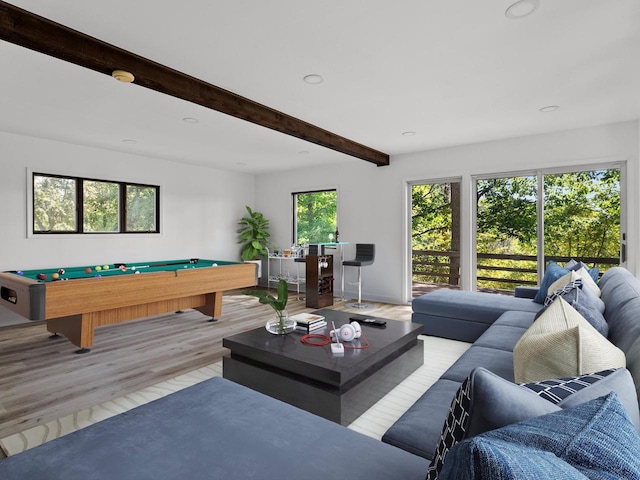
[244, 279, 296, 334]
[237, 206, 271, 277]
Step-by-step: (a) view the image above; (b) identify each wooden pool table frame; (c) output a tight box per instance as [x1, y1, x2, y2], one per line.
[0, 262, 257, 353]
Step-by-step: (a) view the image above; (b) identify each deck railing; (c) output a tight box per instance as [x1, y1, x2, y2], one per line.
[412, 249, 619, 289]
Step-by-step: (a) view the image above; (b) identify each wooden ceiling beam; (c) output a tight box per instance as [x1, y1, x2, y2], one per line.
[0, 2, 389, 167]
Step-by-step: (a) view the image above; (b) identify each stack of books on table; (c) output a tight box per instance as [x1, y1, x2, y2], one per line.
[290, 312, 327, 333]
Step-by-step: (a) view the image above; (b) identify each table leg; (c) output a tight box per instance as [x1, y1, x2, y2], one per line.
[195, 291, 223, 321]
[47, 314, 94, 353]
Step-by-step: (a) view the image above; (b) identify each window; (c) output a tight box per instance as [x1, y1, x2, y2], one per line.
[292, 189, 337, 245]
[474, 165, 622, 291]
[33, 173, 160, 234]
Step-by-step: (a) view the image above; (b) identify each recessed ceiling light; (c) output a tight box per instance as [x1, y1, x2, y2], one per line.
[402, 131, 416, 137]
[303, 74, 324, 85]
[122, 139, 137, 144]
[539, 105, 559, 113]
[183, 117, 199, 123]
[505, 0, 539, 19]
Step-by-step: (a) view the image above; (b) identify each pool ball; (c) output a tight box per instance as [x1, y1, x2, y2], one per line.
[58, 269, 65, 275]
[134, 271, 140, 274]
[17, 271, 24, 276]
[85, 268, 92, 274]
[95, 266, 102, 272]
[52, 272, 59, 280]
[103, 264, 109, 270]
[120, 265, 127, 271]
[37, 273, 47, 280]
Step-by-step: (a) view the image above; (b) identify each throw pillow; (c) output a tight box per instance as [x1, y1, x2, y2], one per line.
[425, 367, 560, 480]
[547, 267, 601, 298]
[546, 270, 581, 297]
[519, 367, 640, 431]
[540, 277, 608, 336]
[533, 261, 570, 304]
[575, 266, 601, 297]
[436, 436, 589, 480]
[438, 393, 640, 480]
[565, 259, 600, 283]
[513, 297, 625, 383]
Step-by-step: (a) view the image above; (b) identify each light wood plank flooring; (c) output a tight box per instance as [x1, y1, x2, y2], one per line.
[0, 292, 411, 459]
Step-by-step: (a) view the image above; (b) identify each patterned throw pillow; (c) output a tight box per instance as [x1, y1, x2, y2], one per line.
[426, 368, 560, 480]
[519, 368, 618, 404]
[426, 377, 471, 480]
[540, 277, 608, 336]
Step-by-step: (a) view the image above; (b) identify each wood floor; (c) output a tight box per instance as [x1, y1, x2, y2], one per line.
[0, 291, 411, 459]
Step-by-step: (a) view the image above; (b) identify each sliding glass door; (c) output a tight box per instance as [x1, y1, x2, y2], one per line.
[410, 180, 461, 295]
[476, 175, 538, 291]
[475, 165, 622, 291]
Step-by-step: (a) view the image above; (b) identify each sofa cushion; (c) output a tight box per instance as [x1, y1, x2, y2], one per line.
[513, 297, 626, 383]
[438, 393, 640, 480]
[599, 267, 640, 316]
[624, 338, 640, 407]
[605, 296, 640, 353]
[381, 379, 462, 460]
[412, 289, 541, 323]
[533, 261, 570, 304]
[472, 324, 529, 352]
[426, 368, 560, 480]
[441, 346, 516, 382]
[492, 310, 536, 329]
[411, 313, 489, 343]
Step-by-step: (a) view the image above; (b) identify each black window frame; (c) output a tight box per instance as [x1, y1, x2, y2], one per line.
[32, 172, 160, 234]
[291, 188, 338, 245]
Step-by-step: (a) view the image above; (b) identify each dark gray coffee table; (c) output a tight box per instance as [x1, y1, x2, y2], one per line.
[222, 309, 423, 425]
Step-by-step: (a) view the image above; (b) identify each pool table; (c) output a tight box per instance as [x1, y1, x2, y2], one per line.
[0, 258, 257, 353]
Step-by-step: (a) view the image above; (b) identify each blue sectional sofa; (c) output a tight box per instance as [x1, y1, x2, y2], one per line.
[383, 266, 640, 464]
[3, 266, 640, 479]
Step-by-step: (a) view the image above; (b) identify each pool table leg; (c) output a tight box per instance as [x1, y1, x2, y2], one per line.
[47, 314, 94, 354]
[194, 291, 223, 322]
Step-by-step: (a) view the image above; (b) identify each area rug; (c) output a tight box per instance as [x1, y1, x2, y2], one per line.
[0, 335, 469, 457]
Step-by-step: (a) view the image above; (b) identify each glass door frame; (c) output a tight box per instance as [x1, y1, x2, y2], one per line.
[404, 176, 463, 303]
[471, 161, 626, 291]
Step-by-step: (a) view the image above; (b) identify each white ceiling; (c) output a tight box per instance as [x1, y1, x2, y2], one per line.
[1, 0, 639, 174]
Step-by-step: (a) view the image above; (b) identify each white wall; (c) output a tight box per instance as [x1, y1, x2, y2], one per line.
[0, 131, 255, 270]
[255, 121, 640, 305]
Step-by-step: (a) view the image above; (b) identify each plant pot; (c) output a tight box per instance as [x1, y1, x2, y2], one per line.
[265, 312, 297, 335]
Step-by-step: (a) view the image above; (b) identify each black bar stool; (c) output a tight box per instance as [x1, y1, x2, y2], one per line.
[342, 244, 375, 308]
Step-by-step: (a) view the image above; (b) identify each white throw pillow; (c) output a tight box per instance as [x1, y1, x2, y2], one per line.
[546, 268, 601, 298]
[513, 297, 625, 383]
[546, 270, 580, 296]
[576, 266, 601, 297]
